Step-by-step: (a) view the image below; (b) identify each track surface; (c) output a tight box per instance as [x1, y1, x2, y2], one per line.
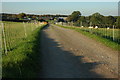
[39, 24, 118, 78]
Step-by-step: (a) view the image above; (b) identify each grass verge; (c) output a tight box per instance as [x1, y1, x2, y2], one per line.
[56, 24, 120, 51]
[2, 24, 47, 78]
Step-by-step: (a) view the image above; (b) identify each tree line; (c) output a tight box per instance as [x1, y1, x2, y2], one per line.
[1, 12, 120, 28]
[1, 13, 68, 22]
[66, 11, 120, 28]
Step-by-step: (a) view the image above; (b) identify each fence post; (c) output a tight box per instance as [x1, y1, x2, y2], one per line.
[31, 22, 33, 31]
[23, 22, 27, 38]
[113, 25, 115, 41]
[0, 23, 2, 53]
[106, 26, 108, 38]
[1, 23, 7, 55]
[0, 22, 2, 79]
[81, 21, 82, 27]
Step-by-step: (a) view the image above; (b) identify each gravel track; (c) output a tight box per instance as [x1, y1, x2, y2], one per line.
[39, 24, 118, 78]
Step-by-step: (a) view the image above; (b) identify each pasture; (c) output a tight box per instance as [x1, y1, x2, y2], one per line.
[77, 27, 119, 43]
[1, 21, 43, 54]
[1, 21, 47, 78]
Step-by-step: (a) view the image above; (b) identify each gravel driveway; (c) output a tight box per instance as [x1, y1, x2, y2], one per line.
[39, 24, 118, 78]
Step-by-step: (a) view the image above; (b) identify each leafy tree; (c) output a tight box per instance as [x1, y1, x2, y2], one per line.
[67, 11, 81, 22]
[17, 13, 26, 19]
[79, 16, 86, 22]
[116, 16, 120, 28]
[104, 16, 116, 25]
[77, 16, 87, 26]
[32, 15, 37, 20]
[11, 14, 17, 19]
[90, 12, 104, 27]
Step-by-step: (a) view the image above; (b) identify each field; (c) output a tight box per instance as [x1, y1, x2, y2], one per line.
[1, 21, 41, 54]
[1, 21, 47, 78]
[56, 24, 120, 51]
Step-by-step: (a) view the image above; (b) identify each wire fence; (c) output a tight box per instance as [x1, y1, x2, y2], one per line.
[1, 21, 45, 55]
[56, 22, 120, 44]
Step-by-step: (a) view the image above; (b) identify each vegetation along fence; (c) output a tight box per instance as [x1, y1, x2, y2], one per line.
[58, 22, 120, 45]
[1, 21, 45, 55]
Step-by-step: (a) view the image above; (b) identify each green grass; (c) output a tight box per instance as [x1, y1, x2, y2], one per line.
[56, 24, 120, 51]
[2, 21, 41, 53]
[2, 21, 47, 78]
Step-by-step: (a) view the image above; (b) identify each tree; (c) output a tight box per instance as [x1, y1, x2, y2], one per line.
[77, 16, 87, 26]
[17, 13, 26, 19]
[90, 12, 104, 27]
[32, 15, 37, 20]
[104, 16, 116, 26]
[116, 16, 120, 28]
[79, 16, 86, 22]
[67, 11, 81, 22]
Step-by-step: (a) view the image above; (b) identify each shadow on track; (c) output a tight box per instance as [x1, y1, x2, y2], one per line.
[39, 25, 104, 78]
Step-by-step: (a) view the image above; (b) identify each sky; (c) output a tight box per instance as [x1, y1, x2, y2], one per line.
[1, 0, 120, 2]
[1, 2, 118, 16]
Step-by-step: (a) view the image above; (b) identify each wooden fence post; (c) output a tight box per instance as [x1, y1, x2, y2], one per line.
[113, 25, 115, 41]
[23, 22, 27, 38]
[1, 23, 7, 55]
[0, 22, 2, 79]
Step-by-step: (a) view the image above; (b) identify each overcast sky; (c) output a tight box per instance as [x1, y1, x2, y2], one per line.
[2, 2, 118, 16]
